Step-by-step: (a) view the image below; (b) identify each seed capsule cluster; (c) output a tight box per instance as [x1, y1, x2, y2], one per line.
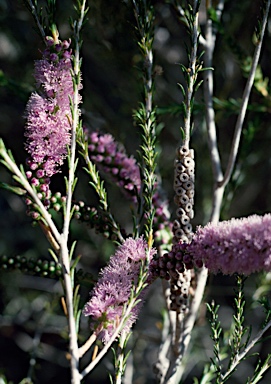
[170, 269, 192, 312]
[0, 254, 95, 285]
[73, 201, 127, 241]
[168, 145, 195, 313]
[173, 146, 195, 244]
[154, 243, 194, 312]
[150, 242, 192, 278]
[0, 254, 62, 278]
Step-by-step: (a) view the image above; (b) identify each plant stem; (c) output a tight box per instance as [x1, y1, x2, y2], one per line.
[26, 0, 47, 42]
[204, 0, 270, 223]
[221, 318, 271, 382]
[160, 3, 201, 383]
[58, 2, 87, 383]
[203, 0, 224, 224]
[133, 0, 156, 234]
[182, 0, 199, 148]
[219, 0, 271, 189]
[115, 332, 129, 384]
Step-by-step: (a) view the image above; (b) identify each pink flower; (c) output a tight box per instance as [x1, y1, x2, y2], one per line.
[87, 131, 141, 201]
[151, 214, 271, 278]
[24, 37, 81, 177]
[83, 237, 156, 343]
[190, 214, 271, 275]
[87, 130, 171, 244]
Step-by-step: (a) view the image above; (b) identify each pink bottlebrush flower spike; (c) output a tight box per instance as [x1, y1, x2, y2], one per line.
[151, 214, 271, 278]
[24, 36, 81, 177]
[83, 237, 156, 343]
[87, 130, 172, 244]
[88, 131, 141, 202]
[190, 214, 271, 275]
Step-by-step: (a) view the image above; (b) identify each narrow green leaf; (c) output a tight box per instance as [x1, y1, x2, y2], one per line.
[0, 182, 26, 195]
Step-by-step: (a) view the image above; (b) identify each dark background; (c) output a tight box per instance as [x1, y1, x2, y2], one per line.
[1, 0, 271, 383]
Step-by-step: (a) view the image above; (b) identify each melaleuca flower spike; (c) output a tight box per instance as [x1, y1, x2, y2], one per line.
[87, 131, 141, 202]
[190, 214, 271, 275]
[153, 214, 271, 277]
[24, 36, 81, 177]
[83, 237, 156, 344]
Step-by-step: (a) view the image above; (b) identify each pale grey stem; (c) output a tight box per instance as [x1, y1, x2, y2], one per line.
[78, 334, 97, 358]
[123, 349, 134, 384]
[163, 268, 209, 384]
[155, 281, 175, 383]
[160, 4, 201, 383]
[203, 7, 223, 183]
[62, 13, 83, 241]
[219, 0, 271, 189]
[221, 318, 271, 381]
[59, 2, 87, 383]
[176, 266, 208, 381]
[156, 316, 172, 383]
[209, 186, 224, 224]
[203, 0, 225, 224]
[175, 3, 206, 46]
[60, 239, 81, 384]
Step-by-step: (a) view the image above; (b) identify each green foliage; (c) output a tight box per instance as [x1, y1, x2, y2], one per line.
[201, 275, 271, 384]
[132, 0, 158, 242]
[134, 104, 158, 238]
[205, 300, 228, 382]
[1, 0, 271, 383]
[76, 131, 124, 243]
[226, 276, 251, 378]
[246, 354, 271, 384]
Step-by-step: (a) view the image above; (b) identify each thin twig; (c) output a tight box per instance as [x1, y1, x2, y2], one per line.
[182, 1, 199, 148]
[203, 1, 224, 184]
[202, 0, 225, 223]
[26, 0, 47, 43]
[221, 318, 271, 381]
[218, 0, 271, 189]
[132, 0, 157, 244]
[78, 333, 97, 358]
[59, 2, 87, 383]
[176, 266, 209, 380]
[78, 146, 125, 243]
[115, 332, 129, 384]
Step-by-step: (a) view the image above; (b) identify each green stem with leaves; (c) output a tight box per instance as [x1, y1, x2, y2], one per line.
[58, 2, 88, 383]
[163, 3, 203, 383]
[132, 0, 157, 243]
[77, 131, 125, 243]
